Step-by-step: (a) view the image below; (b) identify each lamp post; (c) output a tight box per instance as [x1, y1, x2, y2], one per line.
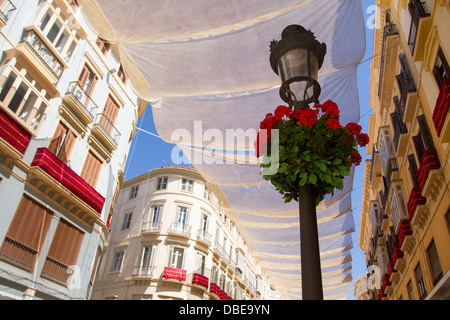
[270, 25, 326, 300]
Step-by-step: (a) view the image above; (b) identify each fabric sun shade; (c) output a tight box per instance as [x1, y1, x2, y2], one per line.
[78, 0, 366, 299]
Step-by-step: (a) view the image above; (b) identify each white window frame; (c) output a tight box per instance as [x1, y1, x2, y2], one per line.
[180, 178, 194, 193]
[175, 206, 190, 225]
[389, 182, 408, 231]
[111, 251, 124, 272]
[379, 127, 396, 174]
[129, 185, 139, 200]
[156, 176, 168, 190]
[167, 246, 185, 270]
[121, 212, 132, 231]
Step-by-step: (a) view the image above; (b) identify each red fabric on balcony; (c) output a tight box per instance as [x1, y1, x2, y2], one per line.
[388, 260, 395, 277]
[30, 148, 105, 213]
[432, 78, 450, 137]
[0, 108, 31, 154]
[398, 220, 413, 247]
[192, 273, 209, 289]
[162, 267, 186, 281]
[417, 149, 440, 191]
[407, 186, 426, 220]
[391, 244, 404, 266]
[209, 282, 220, 296]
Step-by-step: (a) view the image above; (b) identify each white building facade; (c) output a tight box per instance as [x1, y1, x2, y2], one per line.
[91, 166, 276, 300]
[0, 0, 146, 300]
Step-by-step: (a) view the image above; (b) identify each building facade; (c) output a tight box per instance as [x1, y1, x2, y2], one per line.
[0, 0, 146, 299]
[91, 166, 277, 300]
[359, 0, 450, 300]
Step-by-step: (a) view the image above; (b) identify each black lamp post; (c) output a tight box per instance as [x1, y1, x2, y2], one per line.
[270, 25, 326, 300]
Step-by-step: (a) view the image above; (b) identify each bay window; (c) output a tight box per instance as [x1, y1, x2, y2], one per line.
[389, 182, 408, 232]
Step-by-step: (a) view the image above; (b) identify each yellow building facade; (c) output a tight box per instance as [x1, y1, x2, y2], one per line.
[359, 0, 450, 300]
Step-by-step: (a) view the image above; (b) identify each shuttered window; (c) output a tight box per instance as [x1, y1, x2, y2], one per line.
[77, 64, 97, 95]
[46, 219, 84, 267]
[48, 121, 76, 164]
[80, 150, 103, 187]
[0, 195, 53, 272]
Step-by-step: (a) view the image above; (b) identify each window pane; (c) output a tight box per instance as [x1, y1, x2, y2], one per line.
[19, 91, 38, 122]
[47, 22, 61, 43]
[427, 241, 443, 285]
[0, 73, 17, 102]
[8, 82, 27, 113]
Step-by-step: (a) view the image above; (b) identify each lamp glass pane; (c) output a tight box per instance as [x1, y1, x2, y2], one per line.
[277, 48, 319, 103]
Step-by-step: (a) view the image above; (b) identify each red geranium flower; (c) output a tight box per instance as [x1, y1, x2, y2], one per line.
[295, 108, 319, 128]
[349, 152, 362, 166]
[356, 133, 369, 147]
[326, 118, 341, 130]
[345, 122, 362, 135]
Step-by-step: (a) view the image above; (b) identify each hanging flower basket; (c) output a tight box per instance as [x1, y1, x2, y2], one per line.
[255, 100, 369, 206]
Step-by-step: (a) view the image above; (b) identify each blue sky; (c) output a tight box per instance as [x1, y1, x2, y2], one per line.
[123, 0, 375, 300]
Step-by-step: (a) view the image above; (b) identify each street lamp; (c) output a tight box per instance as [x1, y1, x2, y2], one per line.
[270, 25, 326, 110]
[269, 24, 326, 300]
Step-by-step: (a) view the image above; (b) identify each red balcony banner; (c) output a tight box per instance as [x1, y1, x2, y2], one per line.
[417, 149, 440, 191]
[407, 187, 426, 220]
[432, 78, 450, 137]
[31, 148, 105, 213]
[0, 108, 31, 154]
[162, 267, 186, 281]
[209, 282, 220, 296]
[192, 273, 209, 289]
[398, 220, 413, 247]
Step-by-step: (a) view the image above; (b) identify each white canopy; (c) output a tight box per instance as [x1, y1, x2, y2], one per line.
[79, 0, 366, 299]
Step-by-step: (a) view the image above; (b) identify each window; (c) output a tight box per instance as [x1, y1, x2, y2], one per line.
[390, 183, 408, 231]
[80, 150, 103, 187]
[77, 64, 97, 95]
[407, 153, 419, 188]
[98, 95, 120, 136]
[415, 263, 427, 300]
[433, 47, 450, 88]
[180, 178, 193, 192]
[407, 280, 415, 300]
[140, 245, 155, 267]
[36, 5, 78, 62]
[111, 251, 124, 272]
[156, 176, 168, 190]
[370, 201, 381, 233]
[117, 64, 127, 84]
[427, 240, 443, 286]
[129, 185, 139, 200]
[412, 114, 435, 163]
[175, 206, 189, 226]
[48, 121, 76, 164]
[379, 127, 395, 174]
[0, 195, 53, 272]
[0, 66, 48, 132]
[121, 212, 132, 231]
[200, 213, 209, 233]
[41, 218, 84, 284]
[195, 253, 206, 275]
[168, 246, 184, 269]
[150, 205, 162, 223]
[203, 184, 209, 199]
[95, 37, 110, 55]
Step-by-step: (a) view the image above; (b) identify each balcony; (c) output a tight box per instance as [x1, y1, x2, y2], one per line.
[29, 148, 105, 221]
[398, 220, 413, 254]
[61, 82, 98, 135]
[432, 78, 450, 143]
[408, 0, 431, 60]
[396, 55, 417, 123]
[141, 221, 162, 234]
[191, 272, 209, 290]
[391, 96, 408, 155]
[196, 229, 212, 246]
[209, 282, 220, 298]
[90, 113, 121, 160]
[132, 265, 155, 279]
[40, 256, 69, 286]
[167, 222, 191, 238]
[15, 29, 64, 85]
[0, 0, 16, 28]
[378, 23, 399, 100]
[407, 186, 428, 228]
[417, 149, 440, 193]
[0, 107, 32, 158]
[0, 236, 37, 273]
[162, 266, 186, 281]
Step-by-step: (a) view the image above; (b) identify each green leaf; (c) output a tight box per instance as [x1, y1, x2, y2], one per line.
[299, 172, 308, 186]
[308, 173, 317, 185]
[332, 158, 342, 165]
[315, 161, 327, 172]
